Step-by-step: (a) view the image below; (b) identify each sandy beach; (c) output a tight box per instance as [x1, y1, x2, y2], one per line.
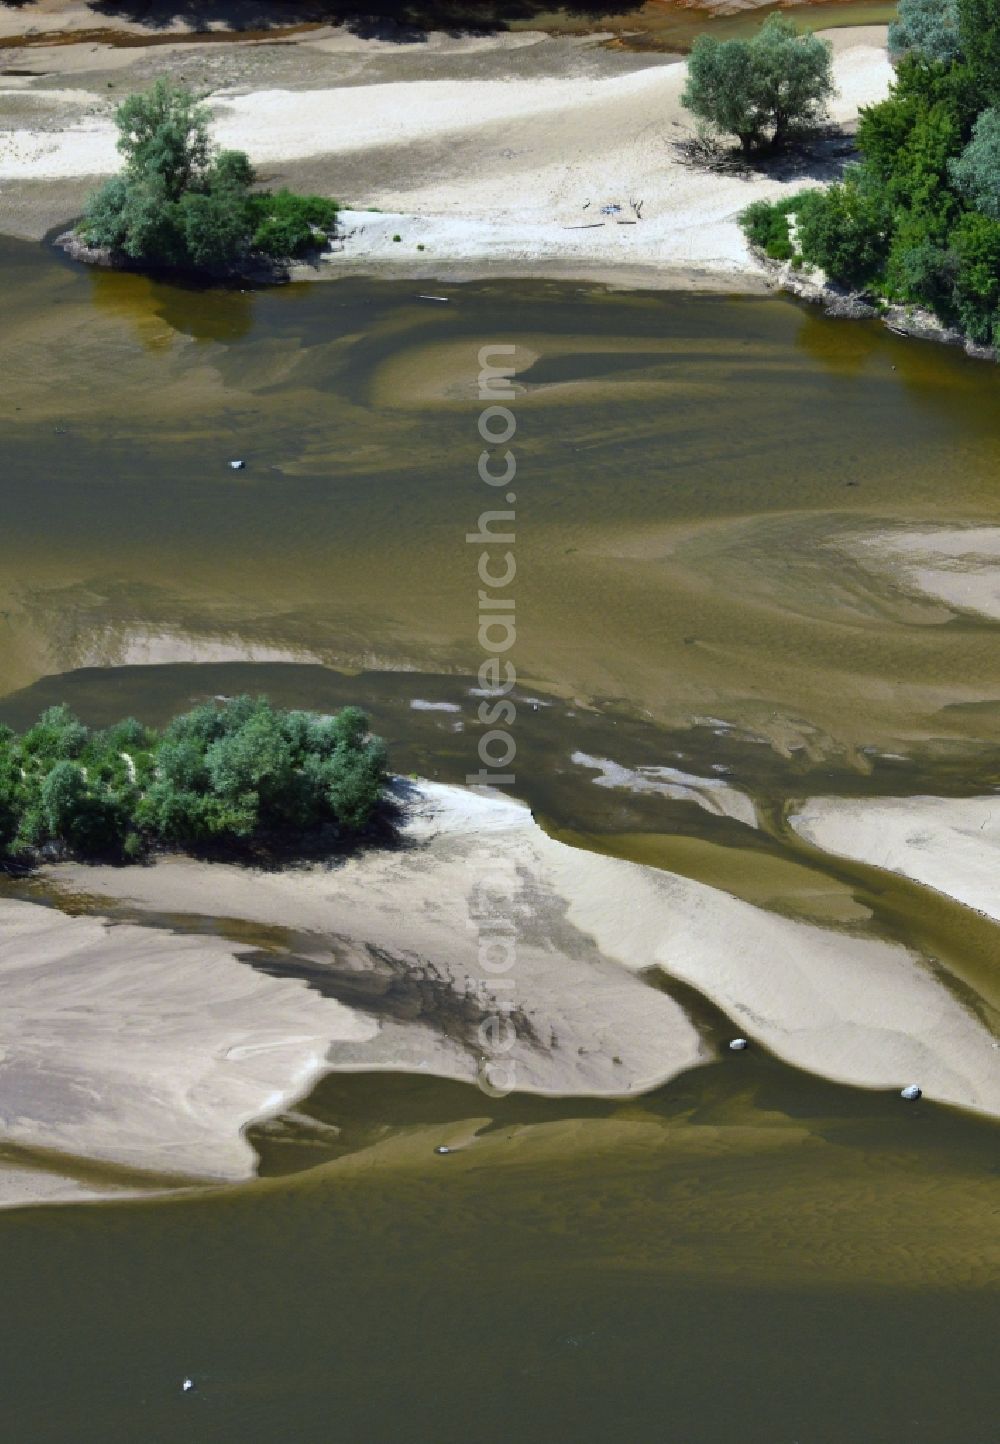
[0, 19, 892, 286]
[793, 793, 1000, 927]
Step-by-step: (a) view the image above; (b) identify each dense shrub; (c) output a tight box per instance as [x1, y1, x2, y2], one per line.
[889, 0, 963, 64]
[737, 0, 1000, 349]
[79, 80, 338, 272]
[952, 209, 1000, 338]
[950, 107, 1000, 216]
[959, 0, 1000, 106]
[0, 698, 387, 863]
[795, 177, 893, 285]
[247, 189, 340, 259]
[740, 195, 801, 259]
[682, 15, 834, 153]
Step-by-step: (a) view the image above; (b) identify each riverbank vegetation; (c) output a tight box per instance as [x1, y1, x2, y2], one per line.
[741, 0, 1000, 348]
[78, 79, 338, 274]
[0, 698, 387, 863]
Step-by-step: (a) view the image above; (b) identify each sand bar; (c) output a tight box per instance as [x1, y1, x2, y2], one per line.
[793, 793, 1000, 925]
[0, 779, 990, 1209]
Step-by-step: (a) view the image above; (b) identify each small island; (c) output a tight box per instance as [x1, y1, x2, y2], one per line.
[62, 78, 339, 280]
[0, 697, 387, 864]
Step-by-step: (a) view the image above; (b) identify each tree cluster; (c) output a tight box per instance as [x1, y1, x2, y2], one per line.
[0, 698, 387, 863]
[740, 0, 1000, 348]
[79, 79, 339, 273]
[682, 15, 835, 155]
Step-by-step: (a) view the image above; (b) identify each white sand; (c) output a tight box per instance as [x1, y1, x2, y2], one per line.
[0, 899, 376, 1200]
[0, 27, 893, 285]
[850, 526, 1000, 622]
[572, 750, 758, 828]
[44, 782, 1000, 1135]
[793, 793, 1000, 925]
[4, 778, 998, 1205]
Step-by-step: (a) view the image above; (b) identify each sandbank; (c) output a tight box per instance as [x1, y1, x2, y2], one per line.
[0, 777, 992, 1208]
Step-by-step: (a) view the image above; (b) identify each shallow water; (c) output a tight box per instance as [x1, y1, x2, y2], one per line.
[0, 237, 998, 1440]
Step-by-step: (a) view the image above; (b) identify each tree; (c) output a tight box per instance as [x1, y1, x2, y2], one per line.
[682, 15, 834, 154]
[81, 81, 233, 265]
[114, 78, 213, 201]
[180, 188, 250, 269]
[959, 0, 1000, 104]
[952, 209, 1000, 339]
[795, 173, 892, 284]
[0, 697, 387, 861]
[40, 761, 88, 839]
[889, 0, 963, 63]
[950, 107, 1000, 216]
[79, 81, 338, 272]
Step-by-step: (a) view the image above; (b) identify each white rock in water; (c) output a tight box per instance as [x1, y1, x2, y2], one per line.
[728, 1037, 749, 1051]
[229, 460, 245, 471]
[900, 1084, 922, 1101]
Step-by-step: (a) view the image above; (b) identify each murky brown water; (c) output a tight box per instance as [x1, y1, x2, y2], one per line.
[0, 237, 998, 1441]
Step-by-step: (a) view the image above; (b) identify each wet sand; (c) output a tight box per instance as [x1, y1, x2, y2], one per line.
[0, 893, 377, 1199]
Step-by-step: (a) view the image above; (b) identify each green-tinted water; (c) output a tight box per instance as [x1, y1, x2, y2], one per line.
[0, 237, 998, 1441]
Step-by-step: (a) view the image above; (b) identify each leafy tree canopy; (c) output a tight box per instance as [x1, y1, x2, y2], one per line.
[79, 80, 338, 273]
[738, 0, 1000, 350]
[0, 698, 387, 863]
[889, 0, 963, 64]
[682, 15, 834, 153]
[950, 107, 1000, 216]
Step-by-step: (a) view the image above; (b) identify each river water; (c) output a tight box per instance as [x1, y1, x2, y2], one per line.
[0, 237, 997, 1441]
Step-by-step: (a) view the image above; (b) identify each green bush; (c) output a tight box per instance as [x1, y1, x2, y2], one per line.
[885, 227, 956, 305]
[247, 189, 339, 259]
[740, 196, 800, 259]
[771, 2, 1000, 347]
[889, 0, 963, 63]
[950, 107, 1000, 216]
[682, 15, 834, 154]
[0, 698, 387, 862]
[795, 177, 891, 286]
[952, 209, 1000, 338]
[79, 81, 338, 273]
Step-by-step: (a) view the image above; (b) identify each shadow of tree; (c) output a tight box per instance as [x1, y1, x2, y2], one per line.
[82, 0, 641, 40]
[673, 124, 858, 185]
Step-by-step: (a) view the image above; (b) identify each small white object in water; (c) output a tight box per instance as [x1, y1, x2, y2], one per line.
[182, 1378, 195, 1393]
[900, 1084, 922, 1101]
[729, 1038, 749, 1052]
[229, 460, 245, 471]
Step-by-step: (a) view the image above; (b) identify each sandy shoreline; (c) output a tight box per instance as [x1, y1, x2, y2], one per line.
[2, 778, 997, 1207]
[793, 793, 1000, 928]
[0, 22, 892, 289]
